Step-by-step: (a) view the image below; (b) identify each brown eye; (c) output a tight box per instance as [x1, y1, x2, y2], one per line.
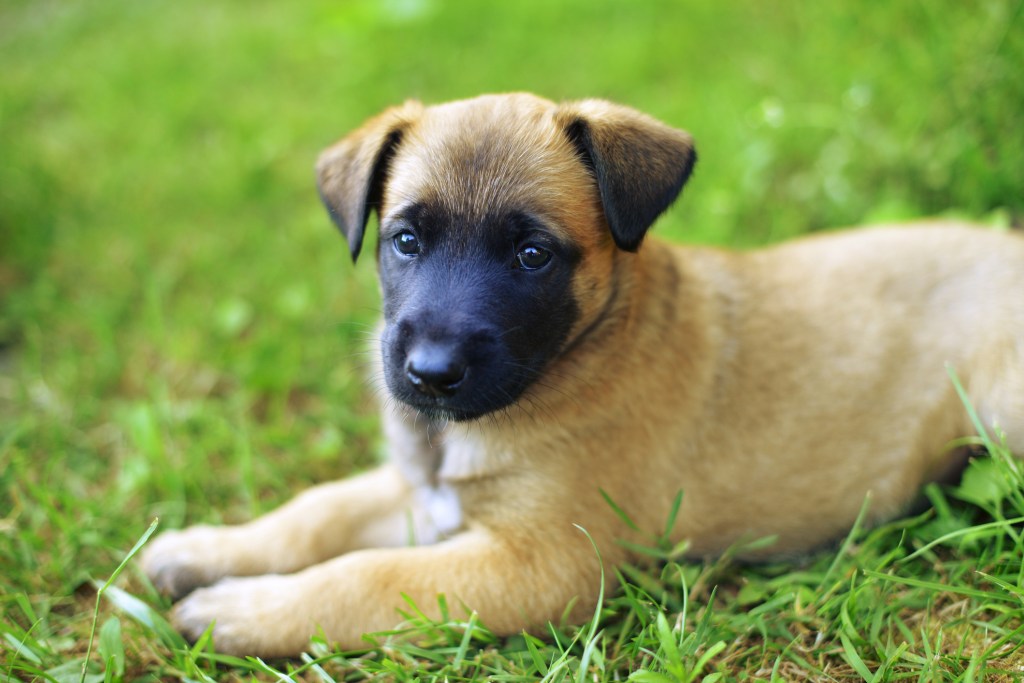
[515, 245, 552, 270]
[393, 231, 420, 256]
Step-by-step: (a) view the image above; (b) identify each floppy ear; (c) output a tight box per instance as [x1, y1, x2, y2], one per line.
[554, 100, 696, 252]
[316, 101, 423, 262]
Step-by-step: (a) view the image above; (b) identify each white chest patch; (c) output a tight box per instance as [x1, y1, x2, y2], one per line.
[416, 482, 463, 539]
[438, 428, 514, 480]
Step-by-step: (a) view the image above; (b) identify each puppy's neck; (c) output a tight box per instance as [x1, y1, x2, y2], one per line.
[523, 241, 708, 414]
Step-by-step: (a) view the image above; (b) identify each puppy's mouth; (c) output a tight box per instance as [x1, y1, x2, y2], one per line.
[386, 365, 529, 422]
[398, 395, 488, 423]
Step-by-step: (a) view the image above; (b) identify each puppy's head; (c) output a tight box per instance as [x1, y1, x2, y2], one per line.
[317, 94, 695, 421]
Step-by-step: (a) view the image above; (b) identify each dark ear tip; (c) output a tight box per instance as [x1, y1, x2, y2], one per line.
[681, 143, 698, 183]
[340, 212, 364, 263]
[317, 184, 362, 263]
[348, 240, 363, 263]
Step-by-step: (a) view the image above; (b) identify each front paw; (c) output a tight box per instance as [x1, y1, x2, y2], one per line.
[172, 575, 313, 657]
[141, 526, 237, 599]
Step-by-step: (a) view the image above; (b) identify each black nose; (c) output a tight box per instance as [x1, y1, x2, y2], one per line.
[405, 343, 467, 398]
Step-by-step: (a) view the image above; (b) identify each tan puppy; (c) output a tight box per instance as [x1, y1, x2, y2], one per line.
[142, 93, 1024, 657]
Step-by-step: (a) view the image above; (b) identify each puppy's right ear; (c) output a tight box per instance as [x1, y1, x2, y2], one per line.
[316, 101, 423, 262]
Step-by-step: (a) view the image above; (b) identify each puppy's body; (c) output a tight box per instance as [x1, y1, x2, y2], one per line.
[142, 94, 1024, 657]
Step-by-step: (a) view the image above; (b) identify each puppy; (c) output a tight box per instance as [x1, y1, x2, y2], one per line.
[142, 93, 1024, 657]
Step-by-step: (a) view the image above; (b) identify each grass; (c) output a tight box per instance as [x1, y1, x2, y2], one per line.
[2, 0, 1023, 680]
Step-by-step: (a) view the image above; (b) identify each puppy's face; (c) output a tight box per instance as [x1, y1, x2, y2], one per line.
[317, 94, 696, 420]
[375, 98, 607, 420]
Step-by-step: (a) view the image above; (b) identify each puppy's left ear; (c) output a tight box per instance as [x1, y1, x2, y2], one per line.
[316, 101, 423, 262]
[554, 100, 696, 252]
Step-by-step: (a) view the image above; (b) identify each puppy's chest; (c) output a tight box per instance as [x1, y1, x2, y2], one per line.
[437, 429, 518, 481]
[414, 482, 463, 539]
[396, 427, 515, 540]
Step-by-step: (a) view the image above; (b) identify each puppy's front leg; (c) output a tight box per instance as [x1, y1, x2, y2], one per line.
[172, 526, 601, 657]
[142, 463, 422, 599]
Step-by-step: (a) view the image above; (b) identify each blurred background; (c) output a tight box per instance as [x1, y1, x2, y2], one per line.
[1, 0, 1023, 644]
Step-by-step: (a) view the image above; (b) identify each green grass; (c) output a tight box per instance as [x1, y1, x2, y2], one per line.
[2, 0, 1023, 680]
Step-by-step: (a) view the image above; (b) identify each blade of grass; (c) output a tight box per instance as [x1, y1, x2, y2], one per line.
[838, 631, 874, 681]
[80, 518, 159, 683]
[861, 569, 1018, 602]
[599, 490, 641, 533]
[572, 524, 607, 683]
[818, 492, 872, 591]
[946, 365, 994, 450]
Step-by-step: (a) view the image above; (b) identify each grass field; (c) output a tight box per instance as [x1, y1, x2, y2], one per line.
[2, 1, 1024, 680]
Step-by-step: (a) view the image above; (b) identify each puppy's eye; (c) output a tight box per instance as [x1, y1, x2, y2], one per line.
[515, 245, 552, 270]
[393, 231, 420, 256]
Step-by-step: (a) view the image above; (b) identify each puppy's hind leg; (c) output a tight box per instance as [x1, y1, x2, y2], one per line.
[970, 336, 1024, 455]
